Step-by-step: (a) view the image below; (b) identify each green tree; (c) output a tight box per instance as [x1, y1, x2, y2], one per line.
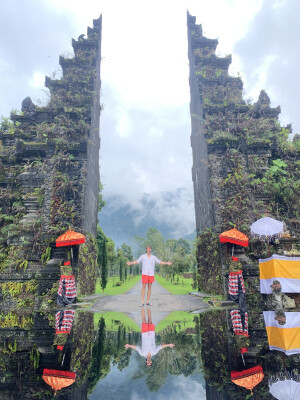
[87, 317, 106, 391]
[97, 182, 105, 212]
[87, 320, 135, 394]
[135, 228, 167, 260]
[101, 239, 108, 290]
[260, 158, 299, 215]
[119, 257, 123, 281]
[163, 238, 194, 278]
[120, 243, 133, 261]
[165, 238, 191, 255]
[119, 243, 133, 277]
[106, 237, 117, 275]
[176, 238, 191, 255]
[0, 116, 15, 133]
[169, 250, 191, 278]
[96, 227, 108, 290]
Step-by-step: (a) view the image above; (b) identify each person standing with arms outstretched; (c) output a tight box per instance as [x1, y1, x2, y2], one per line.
[127, 246, 172, 306]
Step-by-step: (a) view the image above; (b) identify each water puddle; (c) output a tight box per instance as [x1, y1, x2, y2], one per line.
[89, 309, 204, 400]
[0, 305, 298, 398]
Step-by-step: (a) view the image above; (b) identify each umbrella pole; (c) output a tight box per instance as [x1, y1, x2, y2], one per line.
[241, 353, 245, 366]
[61, 352, 66, 367]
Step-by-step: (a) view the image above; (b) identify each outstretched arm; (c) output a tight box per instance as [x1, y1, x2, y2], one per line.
[161, 344, 175, 348]
[160, 261, 173, 266]
[126, 260, 138, 266]
[125, 344, 137, 350]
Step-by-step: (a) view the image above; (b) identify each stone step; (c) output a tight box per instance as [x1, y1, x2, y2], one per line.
[207, 299, 236, 307]
[46, 258, 64, 267]
[24, 196, 39, 201]
[20, 213, 39, 222]
[24, 206, 39, 212]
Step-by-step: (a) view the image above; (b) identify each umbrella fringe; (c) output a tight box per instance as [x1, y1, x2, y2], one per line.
[269, 369, 300, 386]
[251, 232, 282, 240]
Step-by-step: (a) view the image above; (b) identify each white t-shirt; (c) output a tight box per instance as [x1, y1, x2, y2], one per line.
[136, 331, 162, 357]
[137, 254, 161, 276]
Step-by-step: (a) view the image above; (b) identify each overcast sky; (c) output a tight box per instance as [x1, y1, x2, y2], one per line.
[0, 0, 298, 239]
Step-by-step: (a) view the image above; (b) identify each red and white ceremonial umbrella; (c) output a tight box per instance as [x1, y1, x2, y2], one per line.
[56, 229, 86, 264]
[219, 228, 249, 247]
[219, 227, 249, 256]
[42, 369, 76, 395]
[56, 230, 86, 247]
[231, 366, 264, 396]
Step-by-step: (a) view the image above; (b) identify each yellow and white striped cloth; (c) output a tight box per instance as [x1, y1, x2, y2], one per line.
[259, 255, 300, 294]
[263, 311, 300, 355]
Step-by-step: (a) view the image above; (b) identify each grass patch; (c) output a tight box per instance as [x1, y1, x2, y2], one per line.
[94, 310, 195, 334]
[94, 311, 140, 332]
[156, 311, 196, 333]
[95, 275, 141, 295]
[155, 274, 194, 295]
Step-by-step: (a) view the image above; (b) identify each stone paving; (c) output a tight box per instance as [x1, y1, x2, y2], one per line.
[88, 279, 211, 326]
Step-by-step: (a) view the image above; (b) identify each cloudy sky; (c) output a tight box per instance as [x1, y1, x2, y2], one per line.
[0, 0, 299, 240]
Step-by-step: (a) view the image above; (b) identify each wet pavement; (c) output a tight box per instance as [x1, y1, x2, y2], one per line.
[88, 279, 211, 325]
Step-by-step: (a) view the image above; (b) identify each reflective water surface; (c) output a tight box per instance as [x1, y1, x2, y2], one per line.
[89, 308, 204, 400]
[0, 302, 300, 399]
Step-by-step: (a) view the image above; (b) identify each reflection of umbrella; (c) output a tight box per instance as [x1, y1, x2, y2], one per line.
[42, 368, 76, 394]
[263, 311, 300, 355]
[231, 366, 264, 395]
[250, 217, 283, 241]
[269, 370, 300, 400]
[56, 230, 85, 247]
[219, 228, 249, 247]
[231, 309, 249, 366]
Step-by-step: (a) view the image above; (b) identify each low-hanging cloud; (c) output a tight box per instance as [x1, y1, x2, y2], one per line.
[100, 81, 195, 238]
[2, 0, 298, 244]
[130, 375, 206, 400]
[0, 0, 79, 115]
[234, 0, 300, 133]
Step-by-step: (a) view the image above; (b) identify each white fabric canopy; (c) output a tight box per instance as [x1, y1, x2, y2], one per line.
[270, 380, 300, 400]
[250, 217, 283, 240]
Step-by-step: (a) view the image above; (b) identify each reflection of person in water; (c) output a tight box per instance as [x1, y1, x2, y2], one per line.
[124, 308, 175, 366]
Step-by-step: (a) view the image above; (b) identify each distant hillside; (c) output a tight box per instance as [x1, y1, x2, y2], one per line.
[98, 195, 196, 253]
